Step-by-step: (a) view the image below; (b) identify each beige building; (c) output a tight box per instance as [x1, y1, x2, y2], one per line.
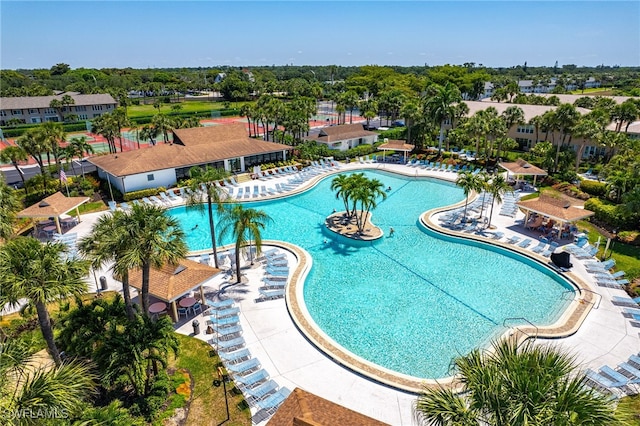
[0, 92, 117, 126]
[304, 123, 378, 151]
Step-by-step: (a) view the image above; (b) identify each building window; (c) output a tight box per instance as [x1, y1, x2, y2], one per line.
[78, 114, 88, 120]
[92, 105, 104, 111]
[11, 110, 22, 115]
[28, 109, 38, 114]
[93, 113, 101, 118]
[0, 111, 6, 116]
[75, 106, 87, 112]
[147, 174, 155, 181]
[31, 118, 42, 124]
[517, 125, 534, 134]
[44, 108, 56, 114]
[44, 116, 59, 122]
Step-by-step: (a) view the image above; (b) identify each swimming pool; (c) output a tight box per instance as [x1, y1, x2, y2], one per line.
[168, 170, 574, 379]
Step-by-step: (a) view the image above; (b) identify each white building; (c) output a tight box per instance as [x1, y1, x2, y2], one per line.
[304, 123, 378, 151]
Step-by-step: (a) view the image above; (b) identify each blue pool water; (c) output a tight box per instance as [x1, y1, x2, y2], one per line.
[168, 170, 574, 378]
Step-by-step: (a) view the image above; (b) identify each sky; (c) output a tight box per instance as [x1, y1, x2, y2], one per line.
[1, 1, 639, 70]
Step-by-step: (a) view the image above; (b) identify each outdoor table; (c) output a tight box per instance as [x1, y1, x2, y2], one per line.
[42, 225, 57, 238]
[149, 301, 168, 315]
[179, 297, 197, 309]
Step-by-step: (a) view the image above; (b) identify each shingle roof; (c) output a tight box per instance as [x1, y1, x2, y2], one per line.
[516, 194, 594, 223]
[499, 159, 548, 176]
[378, 139, 414, 152]
[466, 101, 590, 122]
[267, 388, 388, 426]
[310, 124, 377, 143]
[89, 124, 292, 177]
[128, 258, 221, 302]
[0, 93, 117, 110]
[17, 192, 89, 218]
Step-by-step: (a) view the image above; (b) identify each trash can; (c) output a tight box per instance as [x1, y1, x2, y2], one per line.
[192, 319, 200, 335]
[99, 276, 108, 291]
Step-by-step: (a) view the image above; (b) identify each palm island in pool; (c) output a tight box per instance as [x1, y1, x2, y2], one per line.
[168, 169, 575, 388]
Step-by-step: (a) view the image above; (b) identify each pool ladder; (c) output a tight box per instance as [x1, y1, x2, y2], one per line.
[503, 317, 539, 341]
[562, 288, 601, 309]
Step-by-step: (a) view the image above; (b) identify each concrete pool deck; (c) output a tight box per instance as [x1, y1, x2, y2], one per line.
[17, 161, 638, 425]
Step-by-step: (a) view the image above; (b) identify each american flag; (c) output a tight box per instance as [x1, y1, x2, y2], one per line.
[60, 170, 67, 182]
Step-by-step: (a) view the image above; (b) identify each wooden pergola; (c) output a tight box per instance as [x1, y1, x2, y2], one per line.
[128, 258, 221, 320]
[499, 158, 548, 186]
[377, 139, 414, 163]
[17, 192, 89, 234]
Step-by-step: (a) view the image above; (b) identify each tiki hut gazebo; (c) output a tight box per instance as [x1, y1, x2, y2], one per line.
[128, 258, 221, 320]
[377, 139, 414, 163]
[499, 158, 548, 186]
[266, 388, 387, 426]
[17, 191, 89, 235]
[517, 194, 595, 231]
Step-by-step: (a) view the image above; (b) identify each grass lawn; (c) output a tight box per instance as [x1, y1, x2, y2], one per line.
[570, 88, 615, 95]
[127, 101, 251, 119]
[616, 395, 640, 425]
[78, 200, 108, 214]
[170, 334, 251, 426]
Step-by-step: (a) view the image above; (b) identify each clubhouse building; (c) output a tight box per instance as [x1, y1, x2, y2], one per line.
[89, 124, 292, 194]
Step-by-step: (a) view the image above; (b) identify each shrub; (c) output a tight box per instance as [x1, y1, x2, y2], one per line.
[579, 180, 607, 197]
[378, 128, 405, 140]
[584, 198, 636, 230]
[123, 187, 165, 201]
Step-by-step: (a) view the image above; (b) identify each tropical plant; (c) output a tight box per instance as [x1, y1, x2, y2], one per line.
[17, 129, 49, 190]
[414, 338, 619, 426]
[218, 205, 272, 283]
[186, 166, 228, 268]
[0, 339, 97, 423]
[78, 211, 137, 319]
[0, 178, 21, 240]
[92, 112, 119, 154]
[486, 175, 514, 228]
[118, 203, 187, 315]
[0, 145, 28, 187]
[330, 174, 355, 217]
[0, 237, 90, 366]
[456, 171, 481, 221]
[351, 177, 387, 232]
[139, 124, 160, 146]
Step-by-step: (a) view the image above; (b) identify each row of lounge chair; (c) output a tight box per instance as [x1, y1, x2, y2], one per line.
[255, 248, 289, 302]
[584, 354, 640, 398]
[205, 297, 291, 419]
[499, 191, 521, 218]
[407, 160, 482, 175]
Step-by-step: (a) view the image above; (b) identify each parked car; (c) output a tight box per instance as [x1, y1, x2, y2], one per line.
[391, 120, 405, 127]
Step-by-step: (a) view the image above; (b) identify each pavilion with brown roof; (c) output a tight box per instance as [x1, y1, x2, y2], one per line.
[516, 194, 595, 224]
[377, 138, 414, 163]
[89, 123, 292, 194]
[499, 158, 548, 186]
[128, 258, 221, 320]
[17, 191, 89, 234]
[267, 388, 388, 426]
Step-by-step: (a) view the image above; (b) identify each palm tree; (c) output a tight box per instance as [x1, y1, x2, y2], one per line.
[487, 175, 514, 228]
[330, 174, 354, 216]
[572, 117, 601, 172]
[0, 178, 21, 241]
[152, 113, 175, 144]
[353, 178, 387, 233]
[112, 107, 131, 152]
[455, 171, 481, 222]
[92, 113, 119, 154]
[17, 129, 49, 190]
[139, 124, 160, 146]
[424, 82, 462, 154]
[414, 338, 619, 426]
[36, 121, 67, 175]
[120, 203, 187, 316]
[0, 237, 90, 366]
[0, 145, 28, 189]
[0, 339, 97, 421]
[218, 205, 272, 283]
[186, 166, 228, 268]
[78, 211, 136, 319]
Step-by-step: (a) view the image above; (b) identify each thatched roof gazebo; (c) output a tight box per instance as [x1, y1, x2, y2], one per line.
[516, 194, 595, 224]
[266, 388, 387, 426]
[499, 159, 548, 186]
[17, 192, 89, 234]
[377, 139, 414, 163]
[128, 258, 221, 320]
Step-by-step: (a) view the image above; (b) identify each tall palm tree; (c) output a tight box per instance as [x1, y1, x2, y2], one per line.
[92, 113, 119, 154]
[218, 205, 272, 283]
[78, 211, 136, 319]
[0, 237, 90, 366]
[17, 128, 49, 190]
[572, 117, 601, 172]
[0, 339, 97, 421]
[0, 145, 28, 188]
[353, 178, 387, 233]
[0, 178, 21, 241]
[36, 121, 67, 175]
[487, 175, 514, 228]
[424, 82, 462, 154]
[120, 203, 187, 316]
[186, 166, 228, 268]
[455, 171, 481, 221]
[414, 338, 619, 426]
[152, 113, 174, 144]
[139, 124, 160, 146]
[330, 174, 355, 216]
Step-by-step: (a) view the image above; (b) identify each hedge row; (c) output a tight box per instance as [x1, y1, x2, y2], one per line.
[579, 180, 607, 197]
[2, 122, 88, 138]
[123, 187, 166, 202]
[584, 198, 637, 230]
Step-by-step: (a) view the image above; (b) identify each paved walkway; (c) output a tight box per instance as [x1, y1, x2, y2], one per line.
[8, 161, 637, 425]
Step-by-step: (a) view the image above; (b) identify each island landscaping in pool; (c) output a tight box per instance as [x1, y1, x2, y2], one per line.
[168, 170, 576, 385]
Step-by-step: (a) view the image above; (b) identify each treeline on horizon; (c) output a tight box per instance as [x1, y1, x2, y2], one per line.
[1, 63, 639, 98]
